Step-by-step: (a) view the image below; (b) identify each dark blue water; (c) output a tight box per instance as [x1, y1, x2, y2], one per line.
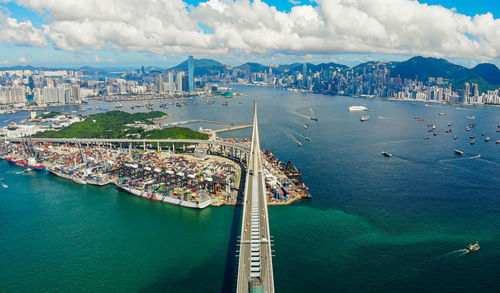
[1, 86, 499, 292]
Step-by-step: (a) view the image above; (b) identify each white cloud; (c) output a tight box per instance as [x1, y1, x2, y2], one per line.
[94, 56, 116, 63]
[18, 56, 27, 62]
[0, 11, 47, 47]
[0, 60, 9, 65]
[3, 0, 500, 61]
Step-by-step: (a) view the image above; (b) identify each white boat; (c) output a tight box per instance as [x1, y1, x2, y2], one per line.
[349, 105, 368, 112]
[466, 116, 475, 120]
[1, 183, 7, 188]
[115, 102, 122, 108]
[360, 115, 370, 121]
[465, 241, 480, 253]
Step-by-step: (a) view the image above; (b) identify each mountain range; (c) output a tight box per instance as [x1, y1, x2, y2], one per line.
[1, 56, 499, 92]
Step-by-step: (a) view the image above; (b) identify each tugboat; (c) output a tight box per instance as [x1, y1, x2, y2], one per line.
[360, 115, 370, 122]
[381, 151, 392, 157]
[454, 149, 464, 155]
[465, 242, 480, 253]
[305, 137, 311, 141]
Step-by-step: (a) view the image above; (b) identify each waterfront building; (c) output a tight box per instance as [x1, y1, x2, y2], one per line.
[188, 56, 194, 91]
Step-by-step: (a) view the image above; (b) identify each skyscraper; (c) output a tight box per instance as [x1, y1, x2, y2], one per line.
[168, 71, 175, 92]
[157, 74, 164, 94]
[176, 72, 185, 92]
[188, 56, 194, 91]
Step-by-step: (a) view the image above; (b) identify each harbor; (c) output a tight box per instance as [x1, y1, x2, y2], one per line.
[0, 135, 311, 208]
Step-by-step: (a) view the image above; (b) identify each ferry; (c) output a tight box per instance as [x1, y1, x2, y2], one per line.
[297, 141, 303, 147]
[465, 242, 480, 253]
[360, 115, 370, 122]
[305, 137, 311, 141]
[381, 151, 392, 157]
[454, 149, 464, 155]
[6, 157, 46, 170]
[349, 105, 368, 112]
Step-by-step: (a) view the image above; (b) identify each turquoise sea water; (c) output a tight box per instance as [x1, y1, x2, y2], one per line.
[1, 86, 500, 292]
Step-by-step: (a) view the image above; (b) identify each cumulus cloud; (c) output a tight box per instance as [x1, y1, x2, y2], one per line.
[17, 56, 27, 62]
[0, 11, 47, 47]
[3, 0, 500, 60]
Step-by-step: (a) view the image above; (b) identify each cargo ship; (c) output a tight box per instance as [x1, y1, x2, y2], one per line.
[116, 181, 211, 209]
[7, 157, 46, 170]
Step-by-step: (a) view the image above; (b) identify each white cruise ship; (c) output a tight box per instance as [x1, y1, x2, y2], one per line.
[349, 105, 368, 112]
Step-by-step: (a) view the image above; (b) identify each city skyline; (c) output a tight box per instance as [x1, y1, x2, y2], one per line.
[0, 0, 499, 68]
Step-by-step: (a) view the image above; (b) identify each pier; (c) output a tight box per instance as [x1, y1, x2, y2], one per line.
[237, 103, 274, 292]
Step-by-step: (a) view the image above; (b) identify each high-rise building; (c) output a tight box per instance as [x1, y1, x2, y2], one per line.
[157, 74, 164, 93]
[472, 83, 479, 98]
[464, 82, 470, 104]
[188, 56, 194, 91]
[168, 71, 175, 92]
[176, 72, 185, 92]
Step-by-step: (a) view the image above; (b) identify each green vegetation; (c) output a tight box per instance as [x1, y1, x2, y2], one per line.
[38, 112, 62, 119]
[33, 110, 207, 140]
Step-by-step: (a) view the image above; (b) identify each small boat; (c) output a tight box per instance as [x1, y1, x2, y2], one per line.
[470, 135, 475, 139]
[297, 141, 303, 147]
[496, 140, 500, 144]
[1, 183, 7, 189]
[381, 151, 392, 157]
[424, 137, 432, 140]
[470, 140, 476, 145]
[481, 132, 486, 136]
[485, 137, 490, 142]
[438, 112, 446, 116]
[305, 137, 311, 141]
[115, 102, 122, 108]
[465, 242, 480, 253]
[310, 117, 318, 121]
[448, 123, 452, 126]
[360, 115, 370, 122]
[466, 127, 470, 131]
[454, 135, 458, 140]
[433, 132, 438, 136]
[454, 149, 464, 155]
[445, 129, 452, 133]
[466, 116, 475, 120]
[304, 125, 308, 129]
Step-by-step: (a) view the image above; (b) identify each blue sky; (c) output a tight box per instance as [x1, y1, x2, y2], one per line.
[0, 0, 499, 69]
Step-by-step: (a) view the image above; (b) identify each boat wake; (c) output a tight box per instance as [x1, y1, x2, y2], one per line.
[438, 155, 481, 164]
[377, 116, 401, 120]
[376, 138, 421, 145]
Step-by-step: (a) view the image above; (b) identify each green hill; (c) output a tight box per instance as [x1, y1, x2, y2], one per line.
[33, 111, 207, 140]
